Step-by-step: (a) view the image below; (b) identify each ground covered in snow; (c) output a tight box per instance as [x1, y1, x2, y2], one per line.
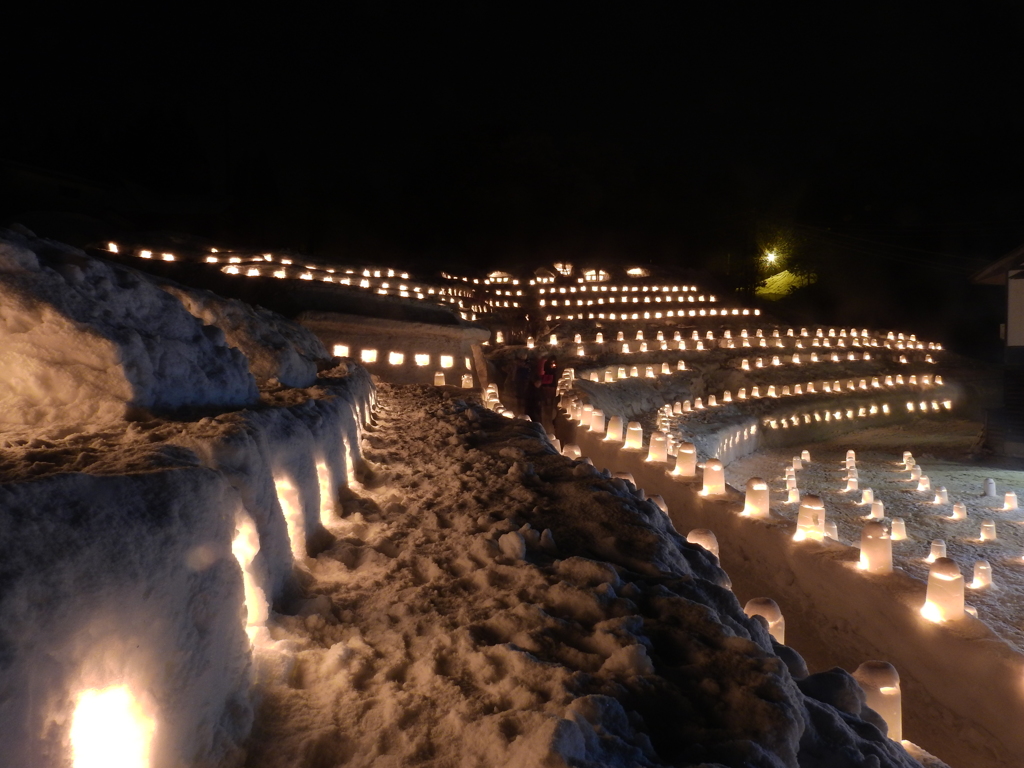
[244, 383, 929, 768]
[723, 419, 1024, 653]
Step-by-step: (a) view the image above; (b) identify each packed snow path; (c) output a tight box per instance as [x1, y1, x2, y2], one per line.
[244, 384, 928, 768]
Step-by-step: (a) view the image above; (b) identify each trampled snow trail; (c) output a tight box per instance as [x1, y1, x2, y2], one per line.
[244, 384, 924, 768]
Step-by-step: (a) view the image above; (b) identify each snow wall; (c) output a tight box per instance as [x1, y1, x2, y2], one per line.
[559, 416, 1024, 768]
[299, 310, 490, 387]
[0, 365, 375, 768]
[0, 231, 260, 435]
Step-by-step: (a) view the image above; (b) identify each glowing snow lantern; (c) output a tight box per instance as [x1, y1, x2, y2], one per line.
[662, 362, 671, 374]
[743, 597, 785, 643]
[591, 409, 606, 434]
[926, 540, 946, 563]
[672, 401, 682, 415]
[869, 500, 885, 520]
[677, 359, 686, 371]
[792, 456, 802, 471]
[853, 662, 902, 740]
[916, 475, 931, 492]
[795, 495, 826, 541]
[687, 528, 720, 558]
[275, 478, 306, 559]
[673, 443, 697, 477]
[707, 394, 717, 406]
[596, 332, 604, 343]
[617, 365, 628, 379]
[604, 416, 624, 442]
[980, 519, 997, 541]
[1004, 492, 1018, 511]
[801, 450, 811, 462]
[434, 371, 447, 386]
[624, 422, 644, 451]
[970, 560, 992, 589]
[682, 400, 691, 412]
[845, 476, 859, 492]
[629, 366, 639, 377]
[934, 487, 948, 504]
[743, 478, 770, 518]
[860, 488, 874, 505]
[694, 397, 704, 409]
[647, 431, 668, 463]
[859, 522, 893, 574]
[909, 465, 921, 481]
[723, 390, 733, 403]
[71, 685, 156, 768]
[922, 557, 965, 622]
[737, 387, 747, 400]
[700, 459, 726, 496]
[563, 444, 582, 459]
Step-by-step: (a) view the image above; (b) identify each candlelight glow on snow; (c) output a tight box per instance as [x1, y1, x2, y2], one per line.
[71, 685, 155, 768]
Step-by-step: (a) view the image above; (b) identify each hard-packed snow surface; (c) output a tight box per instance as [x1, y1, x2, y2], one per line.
[0, 230, 258, 436]
[246, 383, 927, 768]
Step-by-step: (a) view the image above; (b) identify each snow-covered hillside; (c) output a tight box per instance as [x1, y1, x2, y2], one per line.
[0, 239, 943, 767]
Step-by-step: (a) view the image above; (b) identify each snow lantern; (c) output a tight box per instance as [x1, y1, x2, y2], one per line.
[859, 522, 892, 574]
[527, 337, 535, 349]
[629, 366, 639, 377]
[549, 334, 558, 345]
[617, 331, 625, 341]
[860, 488, 874, 505]
[970, 560, 993, 589]
[767, 385, 777, 398]
[563, 444, 582, 459]
[933, 487, 948, 505]
[647, 431, 668, 463]
[645, 365, 655, 378]
[673, 443, 697, 477]
[623, 422, 644, 451]
[869, 500, 885, 520]
[737, 388, 747, 400]
[985, 478, 996, 497]
[694, 397, 704, 409]
[910, 466, 922, 481]
[640, 342, 649, 353]
[951, 502, 966, 521]
[751, 386, 760, 398]
[677, 359, 686, 371]
[926, 540, 946, 563]
[591, 409, 606, 434]
[922, 557, 965, 622]
[700, 459, 726, 496]
[853, 662, 902, 740]
[604, 416, 624, 442]
[787, 486, 800, 504]
[743, 597, 785, 644]
[662, 362, 671, 374]
[916, 475, 931, 492]
[801, 449, 811, 462]
[672, 401, 682, 415]
[434, 371, 446, 386]
[743, 478, 769, 518]
[596, 332, 604, 343]
[707, 394, 717, 407]
[795, 495, 826, 541]
[980, 519, 997, 541]
[792, 456, 802, 471]
[1004, 492, 1018, 511]
[581, 404, 594, 427]
[723, 390, 733, 403]
[622, 343, 630, 354]
[618, 366, 628, 379]
[687, 528, 720, 559]
[890, 518, 907, 540]
[682, 400, 691, 412]
[845, 476, 859, 492]
[824, 521, 838, 540]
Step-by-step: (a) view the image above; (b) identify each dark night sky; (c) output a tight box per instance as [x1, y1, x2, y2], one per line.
[2, 5, 1023, 349]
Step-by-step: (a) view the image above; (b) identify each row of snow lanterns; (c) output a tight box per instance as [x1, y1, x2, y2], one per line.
[560, 405, 907, 741]
[483, 384, 516, 418]
[538, 325, 941, 349]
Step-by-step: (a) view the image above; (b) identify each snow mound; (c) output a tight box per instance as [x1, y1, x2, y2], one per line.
[0, 230, 258, 434]
[161, 283, 330, 388]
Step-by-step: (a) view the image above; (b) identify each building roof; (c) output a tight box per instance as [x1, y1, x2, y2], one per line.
[973, 244, 1024, 285]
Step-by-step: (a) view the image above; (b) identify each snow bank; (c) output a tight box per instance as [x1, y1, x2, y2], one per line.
[0, 362, 375, 768]
[244, 383, 927, 768]
[162, 283, 330, 388]
[0, 230, 258, 435]
[562, 418, 1013, 768]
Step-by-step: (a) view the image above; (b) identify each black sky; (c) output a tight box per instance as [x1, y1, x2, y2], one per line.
[3, 5, 1023, 285]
